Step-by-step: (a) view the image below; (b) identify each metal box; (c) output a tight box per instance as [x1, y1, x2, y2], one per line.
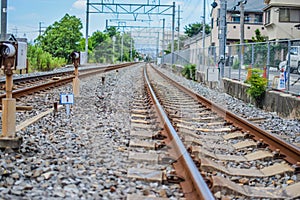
[16, 41, 27, 70]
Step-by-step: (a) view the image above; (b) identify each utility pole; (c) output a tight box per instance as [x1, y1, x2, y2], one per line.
[240, 1, 245, 69]
[202, 0, 206, 68]
[121, 33, 124, 62]
[219, 0, 227, 77]
[156, 32, 159, 62]
[1, 0, 7, 40]
[162, 18, 165, 64]
[171, 1, 175, 64]
[39, 22, 44, 36]
[112, 36, 115, 64]
[85, 0, 90, 56]
[177, 5, 180, 52]
[130, 32, 133, 61]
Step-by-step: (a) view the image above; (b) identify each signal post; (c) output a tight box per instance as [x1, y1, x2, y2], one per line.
[0, 41, 22, 149]
[71, 51, 80, 97]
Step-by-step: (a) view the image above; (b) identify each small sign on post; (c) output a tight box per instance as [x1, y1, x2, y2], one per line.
[60, 93, 74, 116]
[207, 67, 219, 82]
[277, 72, 286, 90]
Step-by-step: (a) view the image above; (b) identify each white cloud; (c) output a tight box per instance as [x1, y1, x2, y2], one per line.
[73, 0, 86, 10]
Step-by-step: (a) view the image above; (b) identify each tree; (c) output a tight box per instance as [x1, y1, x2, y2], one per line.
[35, 14, 83, 60]
[252, 29, 268, 42]
[104, 27, 118, 38]
[184, 22, 211, 37]
[90, 31, 109, 49]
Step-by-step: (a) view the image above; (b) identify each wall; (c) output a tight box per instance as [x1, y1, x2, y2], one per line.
[223, 78, 300, 119]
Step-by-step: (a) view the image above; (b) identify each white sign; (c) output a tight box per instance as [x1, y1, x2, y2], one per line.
[80, 52, 87, 65]
[60, 94, 74, 104]
[16, 42, 27, 70]
[277, 72, 286, 90]
[207, 67, 219, 82]
[157, 58, 161, 65]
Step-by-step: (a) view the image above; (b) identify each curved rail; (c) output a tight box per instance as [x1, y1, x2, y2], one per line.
[151, 65, 300, 164]
[144, 66, 215, 200]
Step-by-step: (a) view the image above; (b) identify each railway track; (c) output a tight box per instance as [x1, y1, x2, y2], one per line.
[0, 63, 135, 100]
[144, 63, 300, 199]
[0, 62, 299, 199]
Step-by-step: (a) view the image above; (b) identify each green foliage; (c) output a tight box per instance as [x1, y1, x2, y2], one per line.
[243, 41, 283, 68]
[94, 37, 113, 63]
[246, 69, 267, 103]
[90, 31, 109, 50]
[181, 64, 196, 80]
[35, 14, 83, 60]
[184, 22, 211, 37]
[88, 31, 136, 63]
[232, 58, 240, 69]
[27, 44, 66, 72]
[166, 38, 186, 53]
[104, 27, 118, 38]
[251, 29, 268, 42]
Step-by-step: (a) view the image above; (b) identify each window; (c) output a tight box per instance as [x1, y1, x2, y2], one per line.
[279, 8, 300, 22]
[279, 8, 289, 22]
[255, 14, 263, 23]
[245, 14, 250, 23]
[232, 14, 240, 22]
[290, 9, 300, 22]
[265, 10, 271, 24]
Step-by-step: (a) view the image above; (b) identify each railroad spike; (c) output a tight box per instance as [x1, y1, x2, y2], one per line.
[223, 121, 233, 126]
[152, 131, 167, 140]
[272, 149, 286, 159]
[292, 162, 300, 174]
[165, 173, 185, 184]
[244, 131, 254, 139]
[154, 141, 166, 150]
[201, 172, 213, 189]
[257, 139, 268, 148]
[160, 157, 177, 165]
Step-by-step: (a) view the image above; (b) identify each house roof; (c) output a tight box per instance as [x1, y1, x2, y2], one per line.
[227, 0, 265, 13]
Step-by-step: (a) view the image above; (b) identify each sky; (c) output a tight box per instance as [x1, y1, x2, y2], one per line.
[4, 0, 212, 43]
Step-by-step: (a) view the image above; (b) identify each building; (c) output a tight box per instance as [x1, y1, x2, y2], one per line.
[210, 0, 267, 47]
[263, 0, 300, 40]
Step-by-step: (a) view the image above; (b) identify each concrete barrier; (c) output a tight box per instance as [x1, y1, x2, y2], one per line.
[223, 78, 300, 119]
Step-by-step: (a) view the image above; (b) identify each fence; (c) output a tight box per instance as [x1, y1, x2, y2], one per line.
[163, 39, 300, 95]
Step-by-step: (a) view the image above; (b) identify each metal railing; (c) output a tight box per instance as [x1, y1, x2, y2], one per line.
[162, 39, 300, 95]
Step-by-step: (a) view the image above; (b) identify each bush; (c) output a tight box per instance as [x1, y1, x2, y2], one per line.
[181, 64, 196, 80]
[246, 68, 267, 106]
[27, 44, 66, 72]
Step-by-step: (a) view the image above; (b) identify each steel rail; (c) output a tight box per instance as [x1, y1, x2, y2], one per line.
[151, 65, 300, 164]
[0, 63, 135, 86]
[0, 63, 136, 100]
[144, 66, 215, 200]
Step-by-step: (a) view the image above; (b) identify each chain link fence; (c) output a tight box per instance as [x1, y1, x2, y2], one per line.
[162, 39, 300, 95]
